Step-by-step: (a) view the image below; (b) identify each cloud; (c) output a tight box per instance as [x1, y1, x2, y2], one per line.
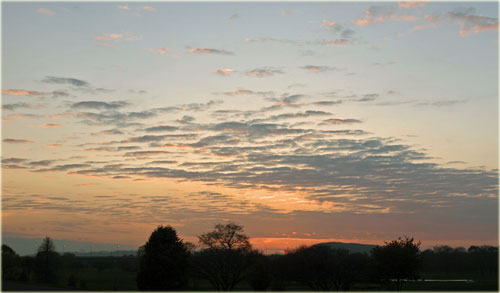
[244, 37, 351, 47]
[246, 67, 284, 78]
[148, 48, 168, 54]
[398, 1, 427, 9]
[84, 147, 117, 152]
[40, 123, 61, 128]
[48, 144, 63, 148]
[416, 99, 467, 107]
[143, 6, 156, 11]
[93, 33, 141, 42]
[448, 7, 498, 36]
[144, 126, 179, 132]
[2, 158, 27, 164]
[321, 20, 356, 39]
[321, 19, 342, 31]
[230, 13, 239, 20]
[74, 99, 222, 127]
[353, 18, 377, 26]
[42, 76, 89, 87]
[117, 5, 129, 10]
[124, 135, 170, 143]
[29, 160, 55, 166]
[301, 65, 336, 73]
[76, 110, 155, 126]
[353, 5, 417, 26]
[93, 129, 124, 136]
[71, 101, 129, 110]
[154, 100, 223, 114]
[213, 68, 236, 76]
[262, 94, 306, 111]
[341, 29, 356, 39]
[311, 100, 343, 106]
[321, 118, 363, 125]
[244, 37, 304, 45]
[2, 114, 41, 122]
[37, 8, 55, 15]
[281, 10, 293, 16]
[348, 93, 379, 102]
[188, 48, 234, 55]
[319, 39, 351, 46]
[35, 164, 90, 173]
[221, 89, 274, 97]
[2, 102, 31, 110]
[124, 151, 172, 158]
[251, 111, 332, 123]
[3, 139, 34, 144]
[176, 115, 195, 124]
[2, 89, 48, 96]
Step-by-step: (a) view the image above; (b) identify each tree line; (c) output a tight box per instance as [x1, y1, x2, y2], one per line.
[2, 223, 498, 291]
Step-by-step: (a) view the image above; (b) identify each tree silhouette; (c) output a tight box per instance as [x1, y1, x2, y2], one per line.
[468, 245, 499, 276]
[370, 236, 422, 291]
[136, 225, 190, 291]
[198, 222, 251, 250]
[279, 245, 368, 291]
[194, 223, 257, 291]
[247, 254, 272, 291]
[33, 237, 61, 283]
[2, 245, 20, 281]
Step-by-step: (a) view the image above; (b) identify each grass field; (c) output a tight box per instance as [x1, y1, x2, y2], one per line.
[9, 268, 498, 291]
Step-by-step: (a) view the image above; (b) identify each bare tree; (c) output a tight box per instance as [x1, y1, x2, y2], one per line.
[198, 222, 251, 251]
[194, 223, 258, 291]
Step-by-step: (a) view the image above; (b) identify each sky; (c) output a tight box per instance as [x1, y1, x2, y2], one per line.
[1, 1, 499, 254]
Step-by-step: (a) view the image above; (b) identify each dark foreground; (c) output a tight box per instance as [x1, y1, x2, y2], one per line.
[3, 227, 498, 291]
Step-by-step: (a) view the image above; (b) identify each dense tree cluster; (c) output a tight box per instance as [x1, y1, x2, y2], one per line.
[136, 226, 190, 290]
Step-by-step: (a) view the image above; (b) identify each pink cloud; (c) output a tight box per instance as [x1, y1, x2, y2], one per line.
[398, 1, 427, 9]
[459, 22, 499, 36]
[448, 8, 498, 36]
[48, 144, 63, 148]
[143, 6, 156, 11]
[93, 33, 141, 42]
[37, 8, 55, 15]
[40, 123, 62, 128]
[223, 89, 253, 95]
[353, 18, 377, 26]
[321, 19, 339, 28]
[354, 6, 418, 26]
[214, 68, 236, 76]
[2, 89, 49, 96]
[117, 5, 130, 10]
[148, 48, 168, 54]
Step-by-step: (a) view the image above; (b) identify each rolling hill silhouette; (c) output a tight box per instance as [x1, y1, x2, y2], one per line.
[313, 241, 376, 253]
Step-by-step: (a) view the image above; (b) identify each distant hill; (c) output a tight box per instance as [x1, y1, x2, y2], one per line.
[70, 250, 138, 257]
[313, 241, 376, 254]
[2, 236, 137, 256]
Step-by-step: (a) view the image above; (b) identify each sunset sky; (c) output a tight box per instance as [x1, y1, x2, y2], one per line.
[2, 1, 499, 254]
